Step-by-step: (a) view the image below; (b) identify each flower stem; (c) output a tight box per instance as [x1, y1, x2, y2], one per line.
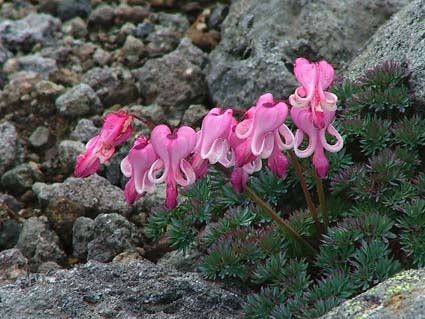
[313, 170, 329, 230]
[243, 185, 318, 256]
[216, 164, 318, 257]
[130, 114, 156, 130]
[287, 150, 323, 234]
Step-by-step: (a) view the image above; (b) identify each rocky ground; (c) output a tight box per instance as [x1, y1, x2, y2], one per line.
[0, 0, 424, 318]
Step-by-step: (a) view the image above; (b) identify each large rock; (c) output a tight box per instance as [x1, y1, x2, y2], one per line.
[0, 121, 18, 175]
[32, 174, 132, 216]
[346, 0, 425, 107]
[321, 268, 425, 319]
[207, 0, 409, 108]
[133, 38, 208, 115]
[0, 260, 244, 319]
[0, 13, 61, 52]
[0, 248, 29, 284]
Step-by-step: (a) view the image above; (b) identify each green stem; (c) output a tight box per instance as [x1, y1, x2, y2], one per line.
[313, 170, 329, 230]
[288, 150, 323, 234]
[215, 164, 318, 257]
[243, 185, 318, 256]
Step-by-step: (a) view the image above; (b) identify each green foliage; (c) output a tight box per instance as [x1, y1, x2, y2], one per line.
[144, 61, 423, 319]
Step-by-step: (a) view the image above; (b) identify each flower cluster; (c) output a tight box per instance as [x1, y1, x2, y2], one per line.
[74, 58, 343, 209]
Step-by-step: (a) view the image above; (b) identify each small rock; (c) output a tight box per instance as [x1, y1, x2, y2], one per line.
[37, 261, 62, 274]
[133, 38, 208, 112]
[4, 55, 57, 80]
[32, 174, 132, 216]
[0, 248, 29, 284]
[157, 248, 203, 272]
[0, 121, 17, 175]
[87, 5, 115, 30]
[0, 41, 12, 66]
[87, 213, 143, 263]
[0, 193, 21, 213]
[29, 126, 50, 148]
[34, 80, 64, 98]
[0, 13, 61, 52]
[147, 0, 176, 8]
[181, 104, 208, 126]
[1, 162, 43, 194]
[55, 83, 102, 117]
[121, 35, 146, 67]
[15, 216, 66, 270]
[70, 119, 99, 143]
[72, 216, 94, 260]
[93, 48, 111, 65]
[114, 5, 150, 24]
[208, 4, 229, 30]
[134, 22, 155, 39]
[45, 197, 86, 250]
[58, 140, 85, 173]
[112, 251, 143, 265]
[57, 0, 91, 22]
[62, 16, 88, 38]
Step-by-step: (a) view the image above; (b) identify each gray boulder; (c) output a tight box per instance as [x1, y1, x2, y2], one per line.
[207, 0, 409, 108]
[57, 139, 85, 174]
[321, 268, 425, 319]
[14, 216, 65, 270]
[32, 174, 131, 216]
[0, 260, 244, 319]
[1, 162, 43, 194]
[69, 119, 99, 143]
[55, 83, 102, 118]
[0, 121, 18, 175]
[133, 38, 208, 115]
[346, 0, 425, 107]
[72, 216, 94, 260]
[87, 213, 143, 263]
[0, 13, 61, 52]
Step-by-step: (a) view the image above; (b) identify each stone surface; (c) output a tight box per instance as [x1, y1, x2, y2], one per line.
[0, 260, 244, 318]
[133, 38, 208, 113]
[57, 0, 92, 22]
[207, 0, 409, 108]
[3, 55, 57, 80]
[0, 121, 18, 175]
[0, 248, 29, 284]
[157, 248, 203, 273]
[0, 13, 61, 52]
[321, 268, 425, 319]
[346, 0, 425, 107]
[0, 220, 21, 251]
[1, 162, 43, 194]
[72, 216, 94, 260]
[55, 83, 102, 117]
[29, 126, 50, 148]
[58, 139, 85, 174]
[15, 216, 66, 270]
[32, 174, 132, 216]
[69, 119, 99, 143]
[181, 104, 208, 126]
[87, 213, 143, 263]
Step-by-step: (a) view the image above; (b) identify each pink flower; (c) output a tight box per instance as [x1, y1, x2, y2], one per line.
[120, 136, 158, 204]
[289, 58, 343, 178]
[235, 93, 294, 177]
[148, 125, 197, 209]
[192, 108, 235, 177]
[230, 158, 262, 193]
[75, 111, 133, 177]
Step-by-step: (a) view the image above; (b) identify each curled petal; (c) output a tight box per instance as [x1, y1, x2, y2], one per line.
[175, 159, 196, 187]
[120, 156, 132, 177]
[289, 87, 310, 108]
[276, 125, 294, 150]
[320, 124, 344, 153]
[321, 92, 338, 111]
[148, 159, 167, 184]
[243, 157, 262, 174]
[235, 106, 256, 139]
[252, 132, 274, 158]
[293, 129, 316, 158]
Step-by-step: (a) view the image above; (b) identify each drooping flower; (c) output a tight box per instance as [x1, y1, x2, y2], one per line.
[148, 125, 197, 209]
[75, 111, 133, 177]
[289, 58, 343, 178]
[120, 136, 158, 204]
[235, 93, 294, 177]
[192, 108, 235, 177]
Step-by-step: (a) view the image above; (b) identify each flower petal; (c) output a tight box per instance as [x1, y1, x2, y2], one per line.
[320, 124, 344, 153]
[293, 129, 316, 158]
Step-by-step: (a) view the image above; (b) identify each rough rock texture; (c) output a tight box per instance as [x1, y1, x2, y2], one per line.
[0, 248, 29, 284]
[72, 216, 95, 260]
[133, 38, 208, 115]
[1, 162, 43, 194]
[87, 213, 143, 263]
[32, 174, 132, 216]
[14, 216, 66, 270]
[69, 118, 99, 143]
[55, 83, 103, 117]
[0, 13, 61, 52]
[0, 121, 18, 175]
[3, 54, 57, 80]
[207, 0, 409, 108]
[321, 268, 425, 319]
[347, 0, 425, 107]
[0, 260, 244, 319]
